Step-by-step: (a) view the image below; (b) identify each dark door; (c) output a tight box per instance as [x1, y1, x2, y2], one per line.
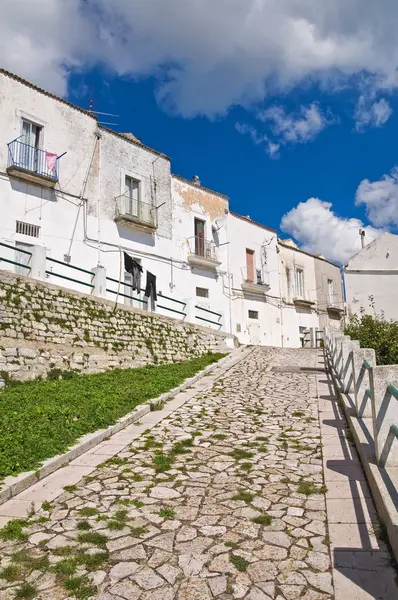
[195, 218, 205, 256]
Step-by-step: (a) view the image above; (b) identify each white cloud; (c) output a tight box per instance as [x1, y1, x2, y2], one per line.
[280, 198, 382, 264]
[236, 103, 331, 156]
[355, 96, 392, 130]
[2, 1, 398, 115]
[356, 167, 398, 227]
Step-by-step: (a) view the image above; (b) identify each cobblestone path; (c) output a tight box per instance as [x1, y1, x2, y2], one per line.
[0, 349, 351, 599]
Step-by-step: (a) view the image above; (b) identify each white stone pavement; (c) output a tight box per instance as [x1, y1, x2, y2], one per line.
[0, 347, 397, 599]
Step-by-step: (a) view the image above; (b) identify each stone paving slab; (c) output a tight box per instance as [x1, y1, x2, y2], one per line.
[0, 347, 396, 600]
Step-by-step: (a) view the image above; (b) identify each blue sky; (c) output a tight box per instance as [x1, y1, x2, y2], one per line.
[3, 0, 398, 263]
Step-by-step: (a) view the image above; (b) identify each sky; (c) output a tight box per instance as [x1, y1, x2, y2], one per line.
[2, 0, 398, 265]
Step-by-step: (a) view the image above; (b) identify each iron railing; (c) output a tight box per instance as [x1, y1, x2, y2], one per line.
[0, 242, 32, 271]
[195, 304, 222, 327]
[46, 257, 94, 289]
[7, 139, 59, 181]
[187, 236, 217, 261]
[241, 266, 269, 286]
[115, 195, 157, 229]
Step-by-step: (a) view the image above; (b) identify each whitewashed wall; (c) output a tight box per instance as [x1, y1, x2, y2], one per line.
[345, 232, 398, 321]
[227, 214, 282, 346]
[278, 241, 319, 347]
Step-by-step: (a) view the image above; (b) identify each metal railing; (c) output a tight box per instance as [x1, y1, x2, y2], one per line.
[106, 276, 146, 304]
[157, 291, 187, 317]
[7, 139, 59, 181]
[0, 241, 32, 271]
[115, 195, 157, 229]
[46, 257, 94, 289]
[241, 266, 269, 286]
[195, 304, 222, 327]
[187, 236, 217, 261]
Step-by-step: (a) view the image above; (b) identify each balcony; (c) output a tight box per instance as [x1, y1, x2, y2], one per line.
[327, 302, 345, 316]
[241, 267, 270, 295]
[293, 292, 316, 308]
[187, 236, 220, 269]
[115, 195, 157, 232]
[7, 139, 59, 187]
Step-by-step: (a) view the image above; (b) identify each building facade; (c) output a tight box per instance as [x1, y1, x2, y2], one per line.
[344, 232, 398, 321]
[0, 68, 344, 347]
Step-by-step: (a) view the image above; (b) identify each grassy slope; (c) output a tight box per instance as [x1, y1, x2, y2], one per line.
[0, 353, 225, 482]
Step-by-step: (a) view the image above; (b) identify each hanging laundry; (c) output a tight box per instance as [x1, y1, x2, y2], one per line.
[45, 152, 57, 172]
[144, 271, 157, 311]
[124, 252, 143, 292]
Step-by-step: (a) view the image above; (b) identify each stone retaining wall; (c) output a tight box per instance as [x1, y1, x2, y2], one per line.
[0, 270, 236, 381]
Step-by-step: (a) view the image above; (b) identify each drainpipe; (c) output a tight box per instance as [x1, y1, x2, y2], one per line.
[225, 215, 233, 335]
[96, 130, 102, 266]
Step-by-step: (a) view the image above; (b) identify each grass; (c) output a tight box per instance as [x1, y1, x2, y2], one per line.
[252, 513, 272, 525]
[213, 433, 228, 440]
[152, 452, 174, 473]
[255, 436, 269, 442]
[233, 490, 255, 503]
[292, 411, 305, 417]
[229, 448, 254, 460]
[0, 519, 29, 542]
[79, 507, 99, 517]
[229, 554, 249, 572]
[77, 532, 108, 547]
[158, 508, 176, 519]
[76, 521, 92, 531]
[15, 583, 37, 600]
[297, 480, 328, 495]
[64, 484, 78, 493]
[224, 541, 239, 549]
[0, 353, 225, 482]
[0, 564, 22, 582]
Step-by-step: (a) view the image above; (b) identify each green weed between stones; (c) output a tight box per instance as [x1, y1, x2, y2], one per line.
[297, 480, 328, 495]
[79, 507, 99, 517]
[230, 448, 254, 460]
[229, 554, 249, 572]
[158, 508, 176, 519]
[0, 519, 29, 542]
[252, 513, 272, 525]
[233, 491, 255, 503]
[15, 583, 37, 600]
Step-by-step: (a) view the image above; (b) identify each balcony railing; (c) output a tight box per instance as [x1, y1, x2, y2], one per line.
[188, 237, 217, 260]
[7, 139, 59, 183]
[115, 195, 157, 230]
[241, 266, 269, 286]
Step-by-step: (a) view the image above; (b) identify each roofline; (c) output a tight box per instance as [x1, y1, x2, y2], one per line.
[172, 174, 229, 200]
[99, 126, 170, 161]
[230, 211, 277, 234]
[0, 68, 170, 161]
[278, 240, 339, 267]
[0, 68, 98, 119]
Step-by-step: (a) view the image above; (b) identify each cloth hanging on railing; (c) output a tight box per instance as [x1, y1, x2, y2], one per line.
[124, 252, 143, 292]
[144, 271, 157, 311]
[45, 152, 57, 172]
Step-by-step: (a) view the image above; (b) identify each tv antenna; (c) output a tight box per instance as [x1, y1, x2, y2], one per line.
[88, 95, 119, 126]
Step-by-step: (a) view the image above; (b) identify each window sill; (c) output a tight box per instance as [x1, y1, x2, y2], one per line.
[7, 165, 57, 188]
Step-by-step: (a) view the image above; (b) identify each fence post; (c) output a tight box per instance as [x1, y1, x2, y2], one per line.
[370, 365, 398, 466]
[340, 340, 360, 392]
[352, 348, 376, 417]
[30, 245, 47, 281]
[91, 266, 107, 298]
[333, 334, 350, 379]
[183, 298, 195, 325]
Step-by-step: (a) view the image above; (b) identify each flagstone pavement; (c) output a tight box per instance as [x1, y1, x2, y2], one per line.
[0, 347, 397, 599]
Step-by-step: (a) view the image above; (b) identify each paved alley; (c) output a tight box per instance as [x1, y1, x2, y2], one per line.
[0, 348, 397, 600]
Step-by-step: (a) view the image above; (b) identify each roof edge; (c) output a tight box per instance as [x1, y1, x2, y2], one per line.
[99, 126, 170, 161]
[172, 174, 229, 200]
[230, 211, 277, 234]
[278, 240, 339, 267]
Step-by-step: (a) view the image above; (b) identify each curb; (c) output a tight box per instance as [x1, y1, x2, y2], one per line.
[0, 345, 252, 507]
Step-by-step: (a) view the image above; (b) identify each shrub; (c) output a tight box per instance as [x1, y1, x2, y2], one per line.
[344, 313, 398, 365]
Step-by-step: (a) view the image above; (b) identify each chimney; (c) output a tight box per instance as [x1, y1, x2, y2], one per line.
[359, 229, 365, 248]
[192, 175, 201, 186]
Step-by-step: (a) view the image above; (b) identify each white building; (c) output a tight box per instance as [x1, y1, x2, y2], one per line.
[345, 232, 398, 321]
[0, 68, 344, 347]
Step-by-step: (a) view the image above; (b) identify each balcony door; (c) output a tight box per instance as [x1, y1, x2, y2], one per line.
[194, 218, 205, 257]
[246, 249, 255, 283]
[21, 119, 41, 172]
[125, 176, 140, 217]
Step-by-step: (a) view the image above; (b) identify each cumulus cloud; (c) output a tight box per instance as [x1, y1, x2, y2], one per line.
[355, 96, 392, 131]
[356, 167, 398, 227]
[280, 198, 382, 264]
[2, 1, 398, 115]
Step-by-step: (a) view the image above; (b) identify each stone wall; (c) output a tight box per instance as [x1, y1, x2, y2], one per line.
[0, 270, 236, 381]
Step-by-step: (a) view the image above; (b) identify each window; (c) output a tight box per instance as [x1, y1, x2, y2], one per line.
[194, 218, 205, 256]
[246, 249, 255, 283]
[327, 279, 334, 303]
[295, 268, 304, 298]
[124, 176, 140, 216]
[196, 287, 209, 298]
[248, 310, 259, 319]
[16, 221, 40, 238]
